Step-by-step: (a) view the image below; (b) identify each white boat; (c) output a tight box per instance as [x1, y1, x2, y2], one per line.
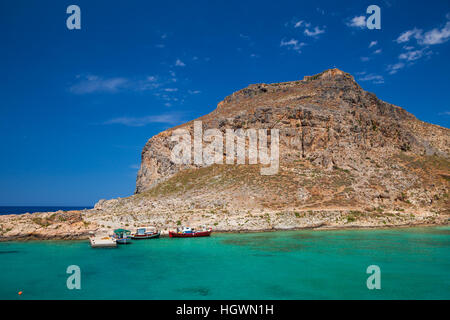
[89, 236, 117, 248]
[131, 226, 160, 239]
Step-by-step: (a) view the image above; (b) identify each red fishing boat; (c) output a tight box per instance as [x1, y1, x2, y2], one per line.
[169, 226, 212, 238]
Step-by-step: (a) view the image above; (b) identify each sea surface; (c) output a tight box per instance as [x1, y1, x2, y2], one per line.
[0, 226, 449, 299]
[0, 206, 93, 215]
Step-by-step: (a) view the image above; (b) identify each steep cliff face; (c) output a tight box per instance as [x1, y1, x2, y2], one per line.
[135, 68, 449, 214]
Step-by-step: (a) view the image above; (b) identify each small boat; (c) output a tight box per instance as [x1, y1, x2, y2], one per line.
[89, 236, 117, 248]
[113, 229, 132, 244]
[131, 226, 160, 239]
[169, 226, 212, 238]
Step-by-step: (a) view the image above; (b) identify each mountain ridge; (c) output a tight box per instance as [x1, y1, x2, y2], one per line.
[135, 68, 448, 195]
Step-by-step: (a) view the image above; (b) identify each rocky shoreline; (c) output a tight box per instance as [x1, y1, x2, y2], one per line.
[0, 207, 448, 242]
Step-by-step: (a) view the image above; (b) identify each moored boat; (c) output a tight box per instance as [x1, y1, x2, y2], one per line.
[169, 226, 212, 238]
[113, 229, 132, 244]
[131, 226, 160, 239]
[89, 236, 117, 248]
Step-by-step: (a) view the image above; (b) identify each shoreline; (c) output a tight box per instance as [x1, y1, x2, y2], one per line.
[1, 219, 447, 242]
[206, 221, 450, 233]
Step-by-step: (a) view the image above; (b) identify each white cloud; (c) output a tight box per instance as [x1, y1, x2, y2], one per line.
[389, 15, 449, 75]
[289, 19, 325, 38]
[396, 28, 423, 43]
[373, 49, 382, 54]
[70, 75, 128, 94]
[360, 56, 370, 62]
[103, 113, 184, 127]
[304, 26, 325, 37]
[136, 76, 162, 91]
[188, 90, 201, 94]
[347, 16, 366, 28]
[438, 111, 450, 116]
[316, 8, 325, 15]
[294, 20, 303, 28]
[294, 20, 307, 28]
[399, 49, 425, 61]
[386, 62, 405, 74]
[369, 41, 378, 48]
[70, 72, 184, 95]
[168, 70, 177, 83]
[280, 38, 306, 53]
[358, 73, 384, 84]
[396, 20, 450, 46]
[175, 59, 186, 67]
[421, 21, 450, 45]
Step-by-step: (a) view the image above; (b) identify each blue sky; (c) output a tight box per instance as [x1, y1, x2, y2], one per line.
[0, 0, 449, 206]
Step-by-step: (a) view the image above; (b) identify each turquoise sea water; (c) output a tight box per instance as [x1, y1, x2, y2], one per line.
[0, 226, 449, 300]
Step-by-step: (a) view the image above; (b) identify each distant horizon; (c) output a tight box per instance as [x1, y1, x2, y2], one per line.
[0, 205, 94, 207]
[0, 205, 94, 215]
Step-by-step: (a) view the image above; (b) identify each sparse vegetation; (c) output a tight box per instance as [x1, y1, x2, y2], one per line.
[31, 217, 50, 228]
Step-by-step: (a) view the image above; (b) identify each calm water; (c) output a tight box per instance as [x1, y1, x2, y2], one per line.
[0, 227, 449, 299]
[0, 206, 93, 215]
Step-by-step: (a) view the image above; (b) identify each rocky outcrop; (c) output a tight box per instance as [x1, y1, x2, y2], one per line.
[1, 69, 448, 241]
[135, 69, 449, 208]
[0, 210, 97, 241]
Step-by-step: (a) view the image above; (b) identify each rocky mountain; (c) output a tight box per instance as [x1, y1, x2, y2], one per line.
[1, 69, 449, 240]
[134, 68, 449, 209]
